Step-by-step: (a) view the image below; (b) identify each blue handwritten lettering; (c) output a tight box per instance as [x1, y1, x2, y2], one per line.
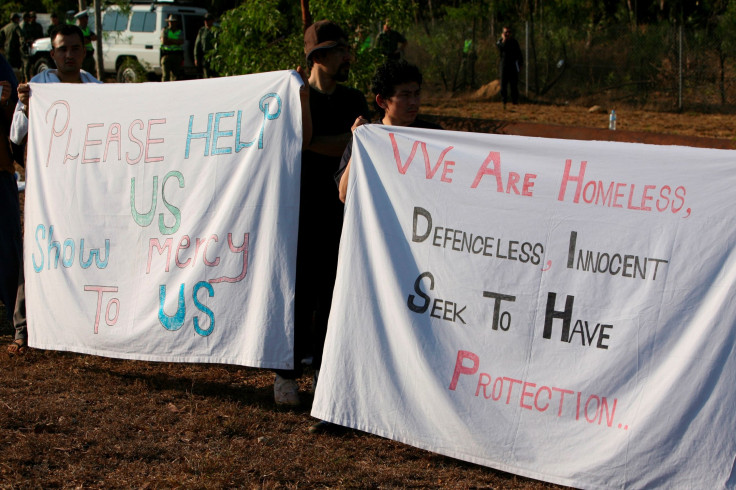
[185, 113, 213, 159]
[212, 112, 234, 155]
[185, 92, 283, 158]
[257, 93, 281, 149]
[159, 283, 186, 331]
[32, 225, 110, 271]
[79, 238, 110, 269]
[235, 110, 255, 152]
[193, 281, 215, 336]
[33, 224, 46, 272]
[62, 238, 75, 267]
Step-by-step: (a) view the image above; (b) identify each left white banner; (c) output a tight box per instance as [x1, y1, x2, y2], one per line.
[24, 71, 302, 368]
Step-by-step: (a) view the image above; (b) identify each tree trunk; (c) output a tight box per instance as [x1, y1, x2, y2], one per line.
[93, 0, 103, 79]
[719, 52, 726, 105]
[301, 0, 312, 31]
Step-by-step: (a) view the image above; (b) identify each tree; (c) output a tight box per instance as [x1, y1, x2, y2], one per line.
[0, 3, 24, 26]
[211, 0, 415, 93]
[39, 0, 80, 16]
[713, 1, 736, 104]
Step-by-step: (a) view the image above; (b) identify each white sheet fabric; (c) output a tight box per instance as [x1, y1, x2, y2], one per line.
[11, 69, 101, 145]
[25, 71, 302, 369]
[313, 124, 736, 488]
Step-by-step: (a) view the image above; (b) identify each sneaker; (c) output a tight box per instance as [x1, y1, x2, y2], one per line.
[274, 374, 300, 406]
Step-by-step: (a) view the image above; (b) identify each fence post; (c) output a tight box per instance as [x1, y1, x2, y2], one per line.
[678, 25, 683, 111]
[525, 21, 529, 97]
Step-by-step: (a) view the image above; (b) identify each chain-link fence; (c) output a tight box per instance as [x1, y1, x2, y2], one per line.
[409, 20, 736, 111]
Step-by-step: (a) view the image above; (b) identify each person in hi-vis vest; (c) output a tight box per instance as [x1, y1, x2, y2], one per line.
[75, 11, 97, 76]
[160, 14, 184, 81]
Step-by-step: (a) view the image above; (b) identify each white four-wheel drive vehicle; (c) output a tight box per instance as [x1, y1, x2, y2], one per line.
[29, 2, 208, 82]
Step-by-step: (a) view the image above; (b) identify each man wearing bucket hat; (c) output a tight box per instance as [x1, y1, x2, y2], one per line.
[160, 14, 184, 81]
[272, 20, 370, 407]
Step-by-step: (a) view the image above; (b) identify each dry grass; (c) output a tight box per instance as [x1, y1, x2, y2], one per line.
[0, 322, 562, 488]
[2, 100, 729, 488]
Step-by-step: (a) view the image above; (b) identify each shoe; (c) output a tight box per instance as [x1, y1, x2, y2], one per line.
[309, 420, 346, 434]
[7, 338, 27, 355]
[274, 374, 300, 406]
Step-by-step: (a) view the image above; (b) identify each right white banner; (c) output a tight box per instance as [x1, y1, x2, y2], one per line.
[313, 125, 736, 489]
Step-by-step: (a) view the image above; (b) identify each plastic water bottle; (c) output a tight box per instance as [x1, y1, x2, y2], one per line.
[609, 110, 616, 130]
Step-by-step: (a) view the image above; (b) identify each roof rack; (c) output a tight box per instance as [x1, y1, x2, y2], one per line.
[126, 0, 198, 4]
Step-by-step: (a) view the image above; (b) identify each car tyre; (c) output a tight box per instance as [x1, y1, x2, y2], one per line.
[32, 56, 54, 76]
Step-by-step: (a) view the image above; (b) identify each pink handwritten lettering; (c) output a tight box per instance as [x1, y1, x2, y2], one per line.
[84, 285, 119, 334]
[455, 350, 625, 429]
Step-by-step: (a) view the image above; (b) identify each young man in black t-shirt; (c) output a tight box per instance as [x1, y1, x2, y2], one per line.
[273, 20, 370, 407]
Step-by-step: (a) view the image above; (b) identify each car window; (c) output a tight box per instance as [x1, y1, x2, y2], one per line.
[130, 11, 156, 33]
[102, 11, 129, 32]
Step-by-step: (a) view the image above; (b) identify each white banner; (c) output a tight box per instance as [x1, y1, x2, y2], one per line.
[313, 125, 736, 488]
[25, 71, 302, 369]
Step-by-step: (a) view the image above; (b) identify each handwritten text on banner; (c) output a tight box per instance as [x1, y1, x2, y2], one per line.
[313, 125, 736, 489]
[25, 71, 302, 368]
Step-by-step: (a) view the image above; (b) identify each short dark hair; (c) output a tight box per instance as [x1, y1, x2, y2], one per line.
[371, 59, 421, 101]
[51, 24, 85, 46]
[371, 60, 423, 117]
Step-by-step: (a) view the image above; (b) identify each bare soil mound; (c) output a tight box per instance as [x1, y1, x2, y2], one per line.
[472, 80, 501, 99]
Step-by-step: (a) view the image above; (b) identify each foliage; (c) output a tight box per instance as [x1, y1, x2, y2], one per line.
[40, 0, 79, 17]
[709, 1, 736, 103]
[0, 2, 24, 24]
[211, 0, 416, 93]
[210, 0, 302, 76]
[409, 1, 490, 92]
[0, 0, 129, 24]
